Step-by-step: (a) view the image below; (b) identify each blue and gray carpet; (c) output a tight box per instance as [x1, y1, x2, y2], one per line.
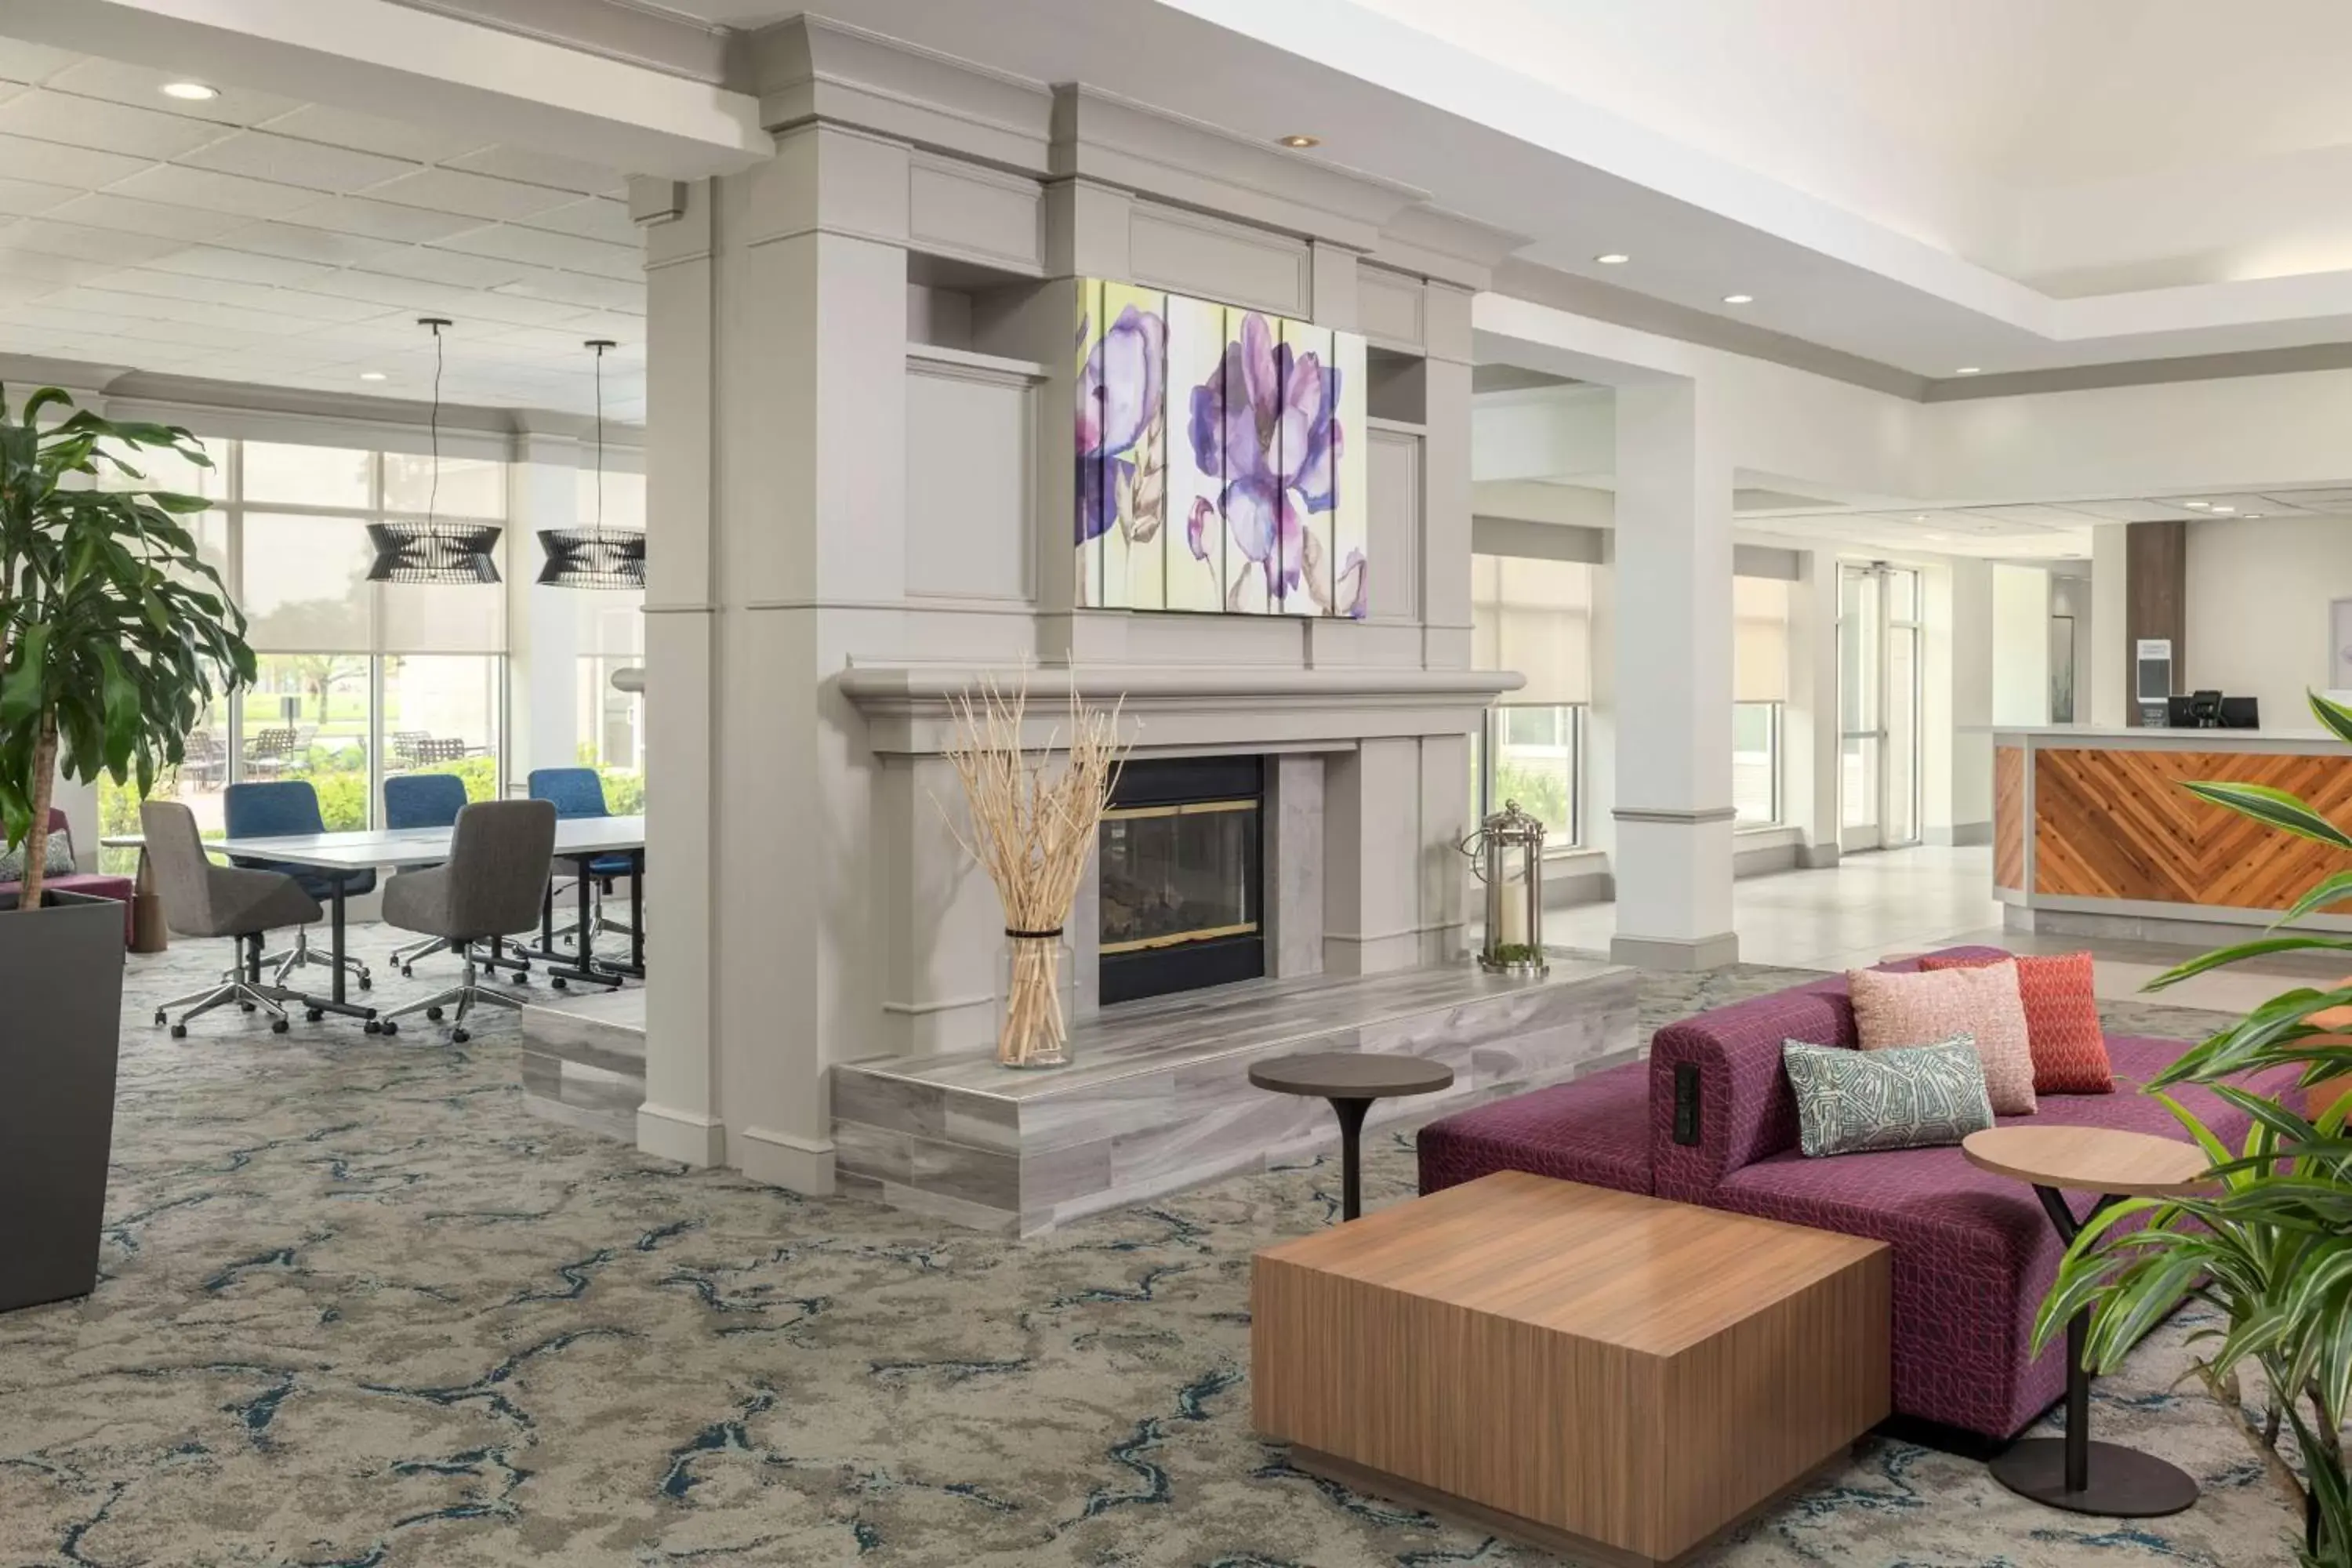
[0, 935, 2307, 1566]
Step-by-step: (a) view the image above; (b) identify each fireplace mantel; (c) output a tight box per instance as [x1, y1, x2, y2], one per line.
[839, 664, 1522, 755]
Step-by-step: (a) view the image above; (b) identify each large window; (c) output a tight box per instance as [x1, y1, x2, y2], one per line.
[1472, 554, 1592, 845]
[98, 437, 509, 865]
[1733, 576, 1790, 827]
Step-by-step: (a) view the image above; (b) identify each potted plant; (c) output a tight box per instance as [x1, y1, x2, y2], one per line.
[2041, 688, 2352, 1566]
[0, 384, 253, 1311]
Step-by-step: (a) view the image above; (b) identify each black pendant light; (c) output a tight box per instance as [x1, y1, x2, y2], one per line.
[536, 339, 647, 590]
[367, 316, 502, 584]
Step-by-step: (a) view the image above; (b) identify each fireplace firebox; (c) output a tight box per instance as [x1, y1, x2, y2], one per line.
[1097, 756, 1265, 1004]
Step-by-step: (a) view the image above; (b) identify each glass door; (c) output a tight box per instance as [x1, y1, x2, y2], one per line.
[1838, 564, 1923, 851]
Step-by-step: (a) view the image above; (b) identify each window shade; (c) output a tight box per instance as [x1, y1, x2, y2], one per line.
[1734, 574, 1790, 703]
[1472, 554, 1592, 705]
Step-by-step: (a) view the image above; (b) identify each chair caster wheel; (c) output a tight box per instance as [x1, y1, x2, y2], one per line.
[451, 1028, 470, 1044]
[153, 1010, 167, 1027]
[238, 1000, 256, 1012]
[358, 975, 372, 991]
[306, 1009, 324, 1023]
[426, 1007, 444, 1022]
[401, 965, 414, 978]
[363, 1020, 381, 1035]
[551, 975, 568, 990]
[270, 1018, 290, 1034]
[169, 1024, 187, 1040]
[379, 1020, 398, 1036]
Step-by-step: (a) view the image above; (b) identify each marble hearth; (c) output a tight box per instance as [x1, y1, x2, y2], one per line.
[829, 959, 1641, 1235]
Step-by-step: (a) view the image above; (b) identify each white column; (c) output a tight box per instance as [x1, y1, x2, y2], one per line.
[503, 431, 582, 789]
[2089, 523, 2129, 725]
[1923, 559, 1993, 845]
[1990, 564, 2052, 726]
[1609, 380, 1737, 971]
[1784, 547, 1840, 868]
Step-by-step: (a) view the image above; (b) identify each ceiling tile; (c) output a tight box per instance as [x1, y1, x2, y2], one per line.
[180, 129, 416, 193]
[489, 270, 644, 313]
[103, 163, 317, 220]
[0, 89, 230, 160]
[42, 60, 305, 128]
[435, 223, 641, 280]
[143, 243, 334, 288]
[36, 284, 176, 319]
[2259, 489, 2352, 511]
[114, 315, 284, 350]
[514, 196, 638, 246]
[364, 166, 576, 222]
[0, 44, 86, 89]
[280, 195, 486, 243]
[2050, 498, 2200, 523]
[2, 217, 184, 263]
[355, 245, 532, 290]
[209, 220, 400, 268]
[444, 144, 623, 196]
[96, 267, 396, 322]
[438, 289, 592, 328]
[0, 129, 150, 188]
[249, 104, 488, 165]
[0, 245, 128, 284]
[0, 175, 77, 218]
[44, 191, 245, 241]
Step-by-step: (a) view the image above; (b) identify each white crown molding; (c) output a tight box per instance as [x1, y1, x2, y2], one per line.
[750, 14, 1054, 173]
[384, 0, 732, 85]
[1370, 205, 1532, 292]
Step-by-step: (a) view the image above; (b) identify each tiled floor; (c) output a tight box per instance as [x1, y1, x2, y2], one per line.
[1547, 843, 2343, 1014]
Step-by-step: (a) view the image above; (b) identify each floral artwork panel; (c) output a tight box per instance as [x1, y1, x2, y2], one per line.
[1277, 318, 1337, 616]
[1164, 293, 1227, 613]
[1332, 330, 1368, 620]
[1073, 277, 1105, 609]
[1101, 282, 1168, 611]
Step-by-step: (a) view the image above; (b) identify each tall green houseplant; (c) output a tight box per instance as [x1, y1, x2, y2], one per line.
[2040, 688, 2352, 1566]
[0, 385, 255, 907]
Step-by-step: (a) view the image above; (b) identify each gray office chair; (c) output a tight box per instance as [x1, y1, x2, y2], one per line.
[142, 800, 322, 1039]
[376, 800, 557, 1043]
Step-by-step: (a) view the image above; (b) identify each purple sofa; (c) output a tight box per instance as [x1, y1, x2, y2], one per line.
[1417, 947, 2303, 1440]
[1, 809, 133, 943]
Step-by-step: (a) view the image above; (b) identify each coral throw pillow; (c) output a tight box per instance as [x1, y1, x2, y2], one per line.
[1848, 961, 2038, 1115]
[1919, 951, 2114, 1094]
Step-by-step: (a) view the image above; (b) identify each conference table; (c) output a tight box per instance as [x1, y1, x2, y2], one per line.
[207, 815, 647, 1029]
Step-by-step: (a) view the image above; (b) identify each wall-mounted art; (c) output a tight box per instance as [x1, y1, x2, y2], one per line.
[1076, 280, 1368, 618]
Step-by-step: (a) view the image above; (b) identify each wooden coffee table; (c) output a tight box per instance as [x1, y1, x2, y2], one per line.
[1962, 1124, 2210, 1518]
[1253, 1171, 1890, 1566]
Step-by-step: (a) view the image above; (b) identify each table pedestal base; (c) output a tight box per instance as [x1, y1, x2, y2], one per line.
[1990, 1437, 2198, 1518]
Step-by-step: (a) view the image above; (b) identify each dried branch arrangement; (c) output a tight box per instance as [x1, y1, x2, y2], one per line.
[938, 674, 1127, 1067]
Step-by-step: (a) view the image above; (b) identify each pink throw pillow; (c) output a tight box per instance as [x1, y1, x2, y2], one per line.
[1847, 962, 2038, 1115]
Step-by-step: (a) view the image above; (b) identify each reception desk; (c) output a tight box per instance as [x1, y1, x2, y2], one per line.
[1991, 724, 2352, 939]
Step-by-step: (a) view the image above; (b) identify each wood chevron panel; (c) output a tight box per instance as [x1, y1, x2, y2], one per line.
[2034, 747, 2352, 910]
[1994, 746, 2026, 891]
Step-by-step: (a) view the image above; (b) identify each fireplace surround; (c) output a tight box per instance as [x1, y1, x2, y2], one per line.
[1098, 756, 1265, 1004]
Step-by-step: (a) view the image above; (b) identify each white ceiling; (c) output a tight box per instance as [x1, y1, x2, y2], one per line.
[1741, 488, 2352, 561]
[0, 42, 644, 419]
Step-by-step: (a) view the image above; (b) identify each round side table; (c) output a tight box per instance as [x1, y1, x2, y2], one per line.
[1961, 1123, 2212, 1518]
[1248, 1051, 1454, 1221]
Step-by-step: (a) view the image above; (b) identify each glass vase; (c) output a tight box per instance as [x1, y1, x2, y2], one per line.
[996, 931, 1075, 1069]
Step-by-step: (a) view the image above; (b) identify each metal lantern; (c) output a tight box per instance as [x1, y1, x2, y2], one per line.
[1464, 799, 1548, 976]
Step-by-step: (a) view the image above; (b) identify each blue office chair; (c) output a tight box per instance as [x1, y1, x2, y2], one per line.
[528, 767, 638, 955]
[223, 779, 376, 992]
[383, 773, 494, 978]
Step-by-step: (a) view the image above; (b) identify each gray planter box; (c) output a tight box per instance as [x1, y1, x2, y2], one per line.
[0, 889, 125, 1312]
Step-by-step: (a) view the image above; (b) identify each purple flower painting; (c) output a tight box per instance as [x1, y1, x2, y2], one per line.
[1075, 278, 1365, 618]
[1075, 299, 1167, 552]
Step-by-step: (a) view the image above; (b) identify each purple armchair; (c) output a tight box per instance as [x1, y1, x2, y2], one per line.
[2, 809, 134, 943]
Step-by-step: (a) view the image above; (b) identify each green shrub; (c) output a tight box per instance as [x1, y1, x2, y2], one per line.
[598, 768, 645, 815]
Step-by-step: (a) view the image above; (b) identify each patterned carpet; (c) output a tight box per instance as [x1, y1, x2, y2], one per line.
[0, 935, 2308, 1567]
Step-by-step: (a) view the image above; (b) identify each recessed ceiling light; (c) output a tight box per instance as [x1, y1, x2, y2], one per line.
[1722, 293, 1755, 305]
[1955, 366, 1982, 376]
[2212, 505, 2237, 514]
[2183, 499, 2209, 509]
[2244, 512, 2265, 519]
[358, 371, 387, 383]
[160, 81, 219, 101]
[1595, 252, 1630, 265]
[1276, 133, 1320, 148]
[1913, 514, 1929, 522]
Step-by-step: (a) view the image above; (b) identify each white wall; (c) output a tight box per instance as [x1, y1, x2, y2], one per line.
[2048, 569, 2092, 723]
[1991, 564, 2051, 725]
[2184, 514, 2352, 727]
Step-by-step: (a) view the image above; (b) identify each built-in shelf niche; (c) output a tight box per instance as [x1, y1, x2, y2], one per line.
[1367, 347, 1428, 425]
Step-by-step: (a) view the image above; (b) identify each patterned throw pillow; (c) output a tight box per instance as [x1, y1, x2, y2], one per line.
[1848, 961, 2038, 1115]
[1918, 951, 2114, 1094]
[0, 830, 74, 882]
[1783, 1036, 1995, 1157]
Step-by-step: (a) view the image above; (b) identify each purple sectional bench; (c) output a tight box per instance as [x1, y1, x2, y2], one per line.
[0, 809, 132, 944]
[1417, 946, 2302, 1440]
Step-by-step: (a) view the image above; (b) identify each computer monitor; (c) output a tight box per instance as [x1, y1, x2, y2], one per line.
[2189, 690, 2224, 727]
[2220, 695, 2260, 730]
[2165, 695, 2197, 728]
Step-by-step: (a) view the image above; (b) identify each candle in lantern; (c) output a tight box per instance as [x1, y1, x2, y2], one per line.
[1497, 870, 1527, 949]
